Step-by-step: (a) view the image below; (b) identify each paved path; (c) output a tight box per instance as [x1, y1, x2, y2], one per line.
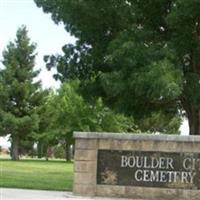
[0, 188, 130, 200]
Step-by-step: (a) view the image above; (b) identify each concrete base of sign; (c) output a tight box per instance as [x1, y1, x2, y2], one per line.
[73, 132, 200, 200]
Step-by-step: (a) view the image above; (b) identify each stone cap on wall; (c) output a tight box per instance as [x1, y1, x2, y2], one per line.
[74, 131, 200, 142]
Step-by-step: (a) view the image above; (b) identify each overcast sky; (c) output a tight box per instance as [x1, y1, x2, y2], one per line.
[0, 0, 75, 89]
[0, 0, 76, 148]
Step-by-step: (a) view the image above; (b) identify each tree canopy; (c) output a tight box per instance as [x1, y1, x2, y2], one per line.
[34, 0, 200, 134]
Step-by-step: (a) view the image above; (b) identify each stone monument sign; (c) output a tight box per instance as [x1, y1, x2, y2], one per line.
[97, 150, 200, 189]
[73, 132, 200, 199]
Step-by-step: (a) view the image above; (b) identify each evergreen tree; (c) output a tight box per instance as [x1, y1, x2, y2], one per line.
[0, 26, 43, 160]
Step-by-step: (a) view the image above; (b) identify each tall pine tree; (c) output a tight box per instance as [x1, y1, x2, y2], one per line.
[0, 26, 43, 160]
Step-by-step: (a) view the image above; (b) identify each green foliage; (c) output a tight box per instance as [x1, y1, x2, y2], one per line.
[0, 26, 45, 158]
[53, 145, 65, 159]
[33, 91, 59, 158]
[40, 81, 138, 145]
[36, 0, 200, 133]
[138, 111, 181, 134]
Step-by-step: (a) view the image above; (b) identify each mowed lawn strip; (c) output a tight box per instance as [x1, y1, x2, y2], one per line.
[0, 159, 73, 191]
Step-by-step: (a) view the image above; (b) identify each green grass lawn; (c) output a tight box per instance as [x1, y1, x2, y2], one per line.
[0, 159, 73, 191]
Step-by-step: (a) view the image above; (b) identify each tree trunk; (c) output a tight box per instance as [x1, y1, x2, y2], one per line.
[45, 146, 52, 161]
[188, 107, 200, 135]
[37, 141, 43, 159]
[11, 135, 20, 160]
[71, 144, 75, 160]
[181, 90, 200, 135]
[187, 53, 200, 135]
[65, 140, 71, 162]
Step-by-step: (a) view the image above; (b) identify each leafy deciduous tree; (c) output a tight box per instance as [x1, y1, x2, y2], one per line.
[39, 81, 138, 161]
[35, 0, 200, 135]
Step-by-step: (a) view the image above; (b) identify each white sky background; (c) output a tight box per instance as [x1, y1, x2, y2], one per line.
[0, 0, 189, 148]
[0, 0, 76, 89]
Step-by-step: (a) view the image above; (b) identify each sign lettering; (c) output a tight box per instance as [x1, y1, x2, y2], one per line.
[97, 150, 200, 189]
